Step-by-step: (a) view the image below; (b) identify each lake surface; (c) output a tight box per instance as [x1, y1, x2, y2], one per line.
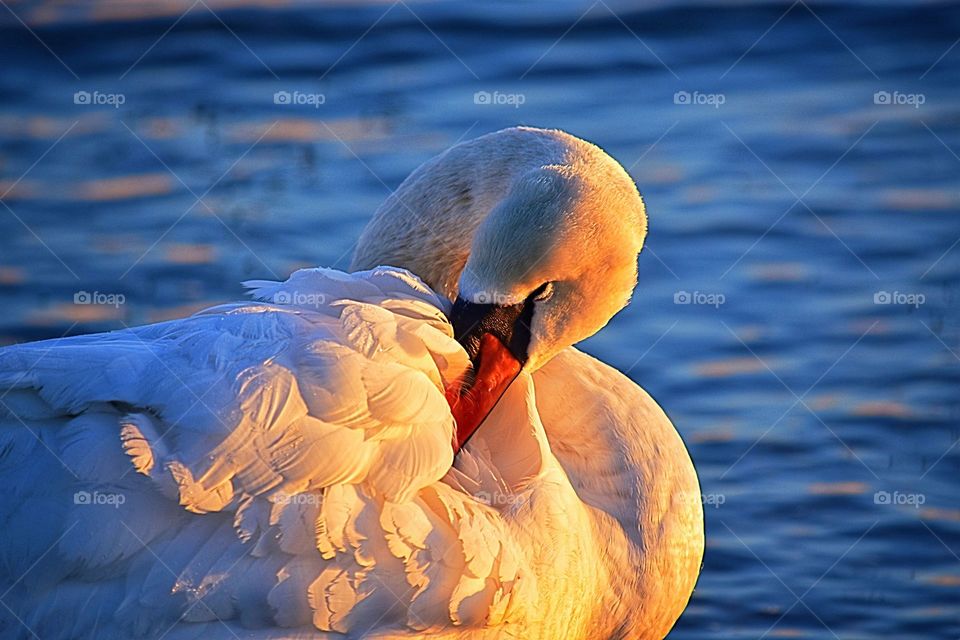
[1, 1, 959, 637]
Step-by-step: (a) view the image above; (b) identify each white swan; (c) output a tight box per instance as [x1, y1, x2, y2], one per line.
[0, 127, 702, 640]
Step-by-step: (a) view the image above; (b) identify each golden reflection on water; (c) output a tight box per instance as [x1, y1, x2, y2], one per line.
[695, 356, 769, 378]
[226, 118, 391, 144]
[807, 481, 870, 496]
[165, 243, 218, 265]
[74, 173, 174, 201]
[22, 1, 397, 27]
[851, 401, 914, 419]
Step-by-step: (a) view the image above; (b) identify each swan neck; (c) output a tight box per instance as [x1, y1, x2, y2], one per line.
[350, 128, 573, 299]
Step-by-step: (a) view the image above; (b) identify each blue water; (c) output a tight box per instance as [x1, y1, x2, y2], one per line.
[1, 1, 959, 637]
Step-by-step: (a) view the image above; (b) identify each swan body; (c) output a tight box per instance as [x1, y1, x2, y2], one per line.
[0, 127, 703, 639]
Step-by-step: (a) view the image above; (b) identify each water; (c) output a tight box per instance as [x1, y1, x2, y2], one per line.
[1, 1, 959, 637]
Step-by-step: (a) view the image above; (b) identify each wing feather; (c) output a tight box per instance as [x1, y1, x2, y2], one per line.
[0, 267, 543, 638]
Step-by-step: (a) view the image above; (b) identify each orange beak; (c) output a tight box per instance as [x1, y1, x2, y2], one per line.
[445, 295, 533, 453]
[445, 333, 522, 452]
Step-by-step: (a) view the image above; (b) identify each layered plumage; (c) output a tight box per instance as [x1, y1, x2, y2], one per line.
[0, 268, 542, 638]
[0, 126, 703, 640]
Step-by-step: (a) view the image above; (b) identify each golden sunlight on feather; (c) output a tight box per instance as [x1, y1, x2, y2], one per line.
[0, 128, 702, 639]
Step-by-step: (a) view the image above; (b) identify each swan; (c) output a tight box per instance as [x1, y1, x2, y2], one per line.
[0, 126, 703, 639]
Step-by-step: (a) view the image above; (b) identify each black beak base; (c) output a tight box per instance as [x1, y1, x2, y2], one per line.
[449, 296, 534, 366]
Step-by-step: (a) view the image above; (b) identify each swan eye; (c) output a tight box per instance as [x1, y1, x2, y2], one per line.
[530, 282, 554, 302]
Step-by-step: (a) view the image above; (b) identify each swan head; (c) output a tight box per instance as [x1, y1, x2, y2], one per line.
[350, 126, 646, 449]
[446, 162, 646, 448]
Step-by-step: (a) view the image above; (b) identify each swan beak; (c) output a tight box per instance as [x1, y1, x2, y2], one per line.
[445, 297, 532, 452]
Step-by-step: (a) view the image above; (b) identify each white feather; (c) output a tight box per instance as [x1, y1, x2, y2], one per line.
[0, 127, 704, 640]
